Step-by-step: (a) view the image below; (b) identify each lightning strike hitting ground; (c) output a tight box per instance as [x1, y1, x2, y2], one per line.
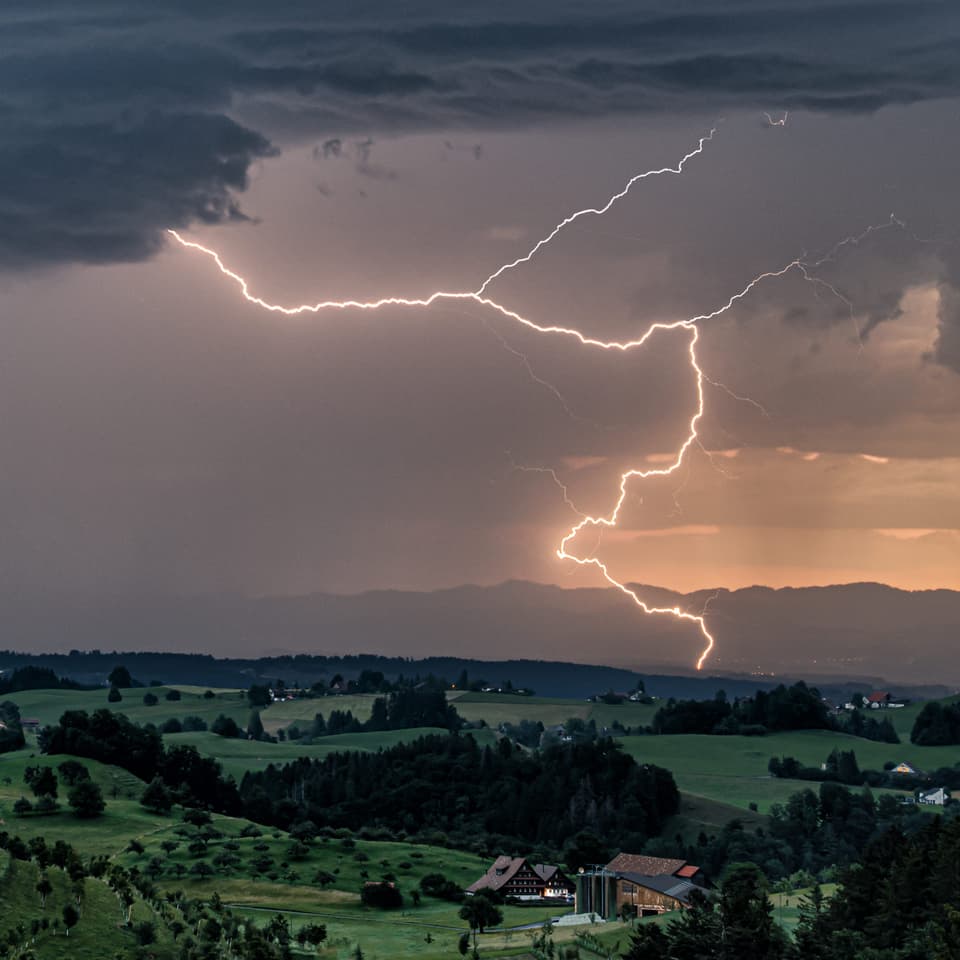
[166, 132, 904, 670]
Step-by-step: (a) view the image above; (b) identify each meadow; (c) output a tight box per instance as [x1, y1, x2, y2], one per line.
[4, 685, 959, 958]
[0, 847, 176, 960]
[164, 727, 497, 780]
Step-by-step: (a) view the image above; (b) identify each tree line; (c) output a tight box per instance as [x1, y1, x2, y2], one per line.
[239, 734, 679, 857]
[651, 682, 835, 736]
[630, 810, 960, 958]
[40, 709, 240, 814]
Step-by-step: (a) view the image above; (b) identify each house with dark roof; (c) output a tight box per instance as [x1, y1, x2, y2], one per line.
[466, 856, 575, 902]
[918, 786, 949, 806]
[575, 853, 703, 919]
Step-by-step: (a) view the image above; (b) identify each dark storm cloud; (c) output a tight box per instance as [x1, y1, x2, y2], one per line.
[3, 0, 960, 268]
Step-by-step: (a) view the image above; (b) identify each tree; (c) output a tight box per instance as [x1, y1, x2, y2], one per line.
[563, 831, 611, 872]
[248, 710, 265, 741]
[0, 700, 26, 754]
[459, 891, 503, 950]
[24, 765, 58, 799]
[108, 686, 122, 703]
[165, 688, 182, 701]
[212, 714, 241, 738]
[666, 889, 720, 959]
[717, 862, 784, 959]
[35, 794, 59, 814]
[57, 760, 90, 786]
[62, 904, 79, 937]
[140, 776, 173, 814]
[13, 797, 32, 815]
[36, 874, 53, 908]
[791, 885, 831, 960]
[297, 924, 327, 951]
[68, 780, 105, 818]
[248, 684, 272, 708]
[623, 923, 670, 960]
[108, 666, 133, 688]
[203, 689, 216, 699]
[142, 692, 158, 706]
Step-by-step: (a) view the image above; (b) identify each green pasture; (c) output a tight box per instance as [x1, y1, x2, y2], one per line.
[448, 691, 658, 731]
[6, 685, 250, 729]
[885, 694, 960, 738]
[163, 727, 496, 780]
[620, 729, 960, 812]
[0, 848, 176, 959]
[0, 747, 179, 857]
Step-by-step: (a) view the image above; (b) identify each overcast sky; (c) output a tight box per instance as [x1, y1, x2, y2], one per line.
[2, 0, 959, 613]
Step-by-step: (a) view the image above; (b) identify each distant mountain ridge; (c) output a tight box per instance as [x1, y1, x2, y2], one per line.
[0, 580, 957, 685]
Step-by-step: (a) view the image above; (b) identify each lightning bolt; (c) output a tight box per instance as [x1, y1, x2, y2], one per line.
[763, 111, 789, 127]
[165, 131, 905, 671]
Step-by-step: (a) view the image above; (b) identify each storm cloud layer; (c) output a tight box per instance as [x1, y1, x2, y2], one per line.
[3, 1, 960, 268]
[0, 1, 958, 657]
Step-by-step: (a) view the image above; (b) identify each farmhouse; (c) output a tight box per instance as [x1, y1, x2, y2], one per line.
[918, 786, 949, 806]
[466, 856, 575, 901]
[892, 761, 921, 776]
[866, 691, 907, 709]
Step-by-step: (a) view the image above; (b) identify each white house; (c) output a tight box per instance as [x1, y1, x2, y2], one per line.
[918, 787, 949, 806]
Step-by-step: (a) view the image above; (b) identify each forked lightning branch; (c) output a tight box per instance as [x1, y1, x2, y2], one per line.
[167, 129, 904, 670]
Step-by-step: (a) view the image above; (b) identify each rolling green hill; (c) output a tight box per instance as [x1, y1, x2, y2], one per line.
[0, 848, 175, 959]
[0, 748, 173, 857]
[6, 685, 250, 729]
[619, 729, 957, 812]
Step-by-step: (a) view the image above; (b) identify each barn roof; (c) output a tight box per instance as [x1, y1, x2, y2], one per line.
[605, 854, 687, 876]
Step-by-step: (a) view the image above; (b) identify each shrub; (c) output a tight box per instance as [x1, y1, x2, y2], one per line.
[361, 881, 403, 910]
[211, 714, 241, 738]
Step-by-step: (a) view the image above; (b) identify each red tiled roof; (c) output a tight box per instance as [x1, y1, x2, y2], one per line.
[867, 691, 890, 702]
[606, 854, 687, 876]
[676, 865, 701, 878]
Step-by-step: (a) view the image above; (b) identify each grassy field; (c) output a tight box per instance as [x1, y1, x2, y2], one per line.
[619, 729, 960, 813]
[0, 847, 176, 959]
[0, 744, 179, 858]
[7, 685, 251, 728]
[113, 817, 580, 960]
[448, 690, 659, 731]
[886, 694, 960, 738]
[6, 682, 957, 957]
[164, 727, 497, 779]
